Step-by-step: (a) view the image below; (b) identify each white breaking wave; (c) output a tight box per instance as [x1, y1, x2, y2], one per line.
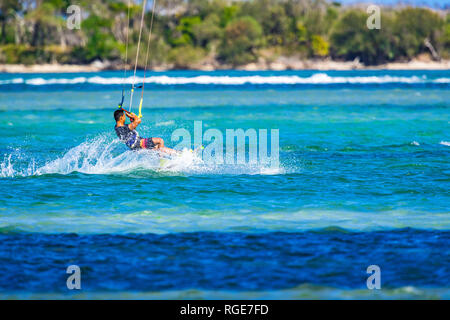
[434, 78, 450, 83]
[440, 141, 450, 146]
[0, 78, 24, 85]
[0, 73, 449, 86]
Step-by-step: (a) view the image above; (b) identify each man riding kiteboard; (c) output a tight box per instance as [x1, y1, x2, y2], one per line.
[114, 109, 176, 154]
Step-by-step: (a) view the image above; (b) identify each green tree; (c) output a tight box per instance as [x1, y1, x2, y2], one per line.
[261, 5, 291, 46]
[220, 5, 240, 28]
[0, 0, 21, 44]
[218, 16, 263, 66]
[171, 16, 202, 46]
[25, 2, 62, 47]
[393, 8, 444, 59]
[296, 22, 308, 44]
[310, 35, 329, 57]
[330, 9, 396, 65]
[192, 14, 222, 48]
[74, 15, 120, 62]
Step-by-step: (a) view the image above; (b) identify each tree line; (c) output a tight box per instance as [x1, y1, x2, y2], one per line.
[0, 0, 449, 68]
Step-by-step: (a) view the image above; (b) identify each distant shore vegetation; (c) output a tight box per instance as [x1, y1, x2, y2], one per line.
[0, 0, 449, 68]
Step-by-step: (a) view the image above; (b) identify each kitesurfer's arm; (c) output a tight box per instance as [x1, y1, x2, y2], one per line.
[126, 111, 141, 130]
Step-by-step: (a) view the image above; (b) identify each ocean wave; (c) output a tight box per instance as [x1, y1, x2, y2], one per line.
[434, 78, 450, 83]
[1, 73, 449, 86]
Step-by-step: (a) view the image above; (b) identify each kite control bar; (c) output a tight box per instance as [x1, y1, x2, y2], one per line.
[117, 105, 139, 122]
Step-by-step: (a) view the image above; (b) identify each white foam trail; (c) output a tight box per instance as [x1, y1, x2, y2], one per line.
[1, 74, 449, 86]
[158, 148, 204, 172]
[0, 135, 284, 177]
[35, 137, 150, 175]
[439, 141, 450, 146]
[0, 137, 158, 177]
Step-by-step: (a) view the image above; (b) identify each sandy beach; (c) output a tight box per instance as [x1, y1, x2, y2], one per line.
[1, 56, 449, 73]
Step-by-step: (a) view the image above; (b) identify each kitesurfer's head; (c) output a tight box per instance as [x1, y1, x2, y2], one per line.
[114, 109, 125, 123]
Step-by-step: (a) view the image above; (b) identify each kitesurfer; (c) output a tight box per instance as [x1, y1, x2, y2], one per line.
[114, 109, 176, 154]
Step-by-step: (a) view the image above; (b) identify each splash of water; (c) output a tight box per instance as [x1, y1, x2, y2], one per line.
[0, 154, 15, 177]
[0, 135, 284, 177]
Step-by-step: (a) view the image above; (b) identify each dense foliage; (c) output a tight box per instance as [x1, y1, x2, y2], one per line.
[0, 0, 449, 67]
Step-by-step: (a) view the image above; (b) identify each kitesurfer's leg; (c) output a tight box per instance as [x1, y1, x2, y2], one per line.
[142, 138, 177, 154]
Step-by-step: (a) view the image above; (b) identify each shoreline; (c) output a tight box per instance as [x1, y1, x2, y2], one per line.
[1, 58, 449, 73]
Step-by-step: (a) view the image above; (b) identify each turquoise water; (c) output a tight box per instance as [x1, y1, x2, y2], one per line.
[0, 70, 449, 299]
